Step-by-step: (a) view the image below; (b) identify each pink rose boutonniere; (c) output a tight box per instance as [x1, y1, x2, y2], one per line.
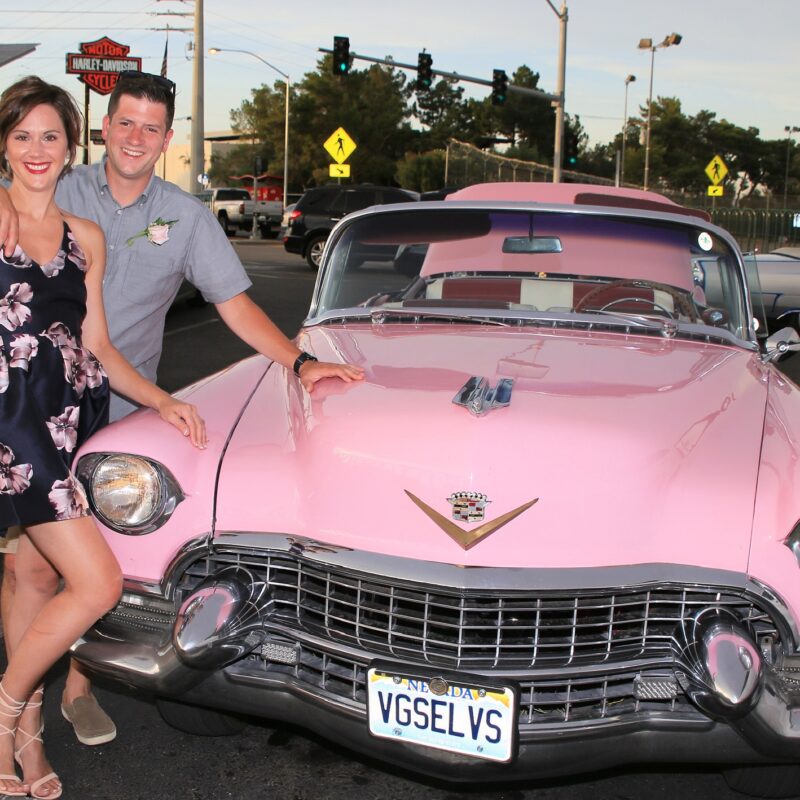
[127, 217, 178, 247]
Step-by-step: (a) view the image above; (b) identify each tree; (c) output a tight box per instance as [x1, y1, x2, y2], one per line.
[208, 79, 290, 188]
[395, 150, 447, 191]
[222, 56, 415, 191]
[493, 66, 556, 161]
[406, 78, 466, 150]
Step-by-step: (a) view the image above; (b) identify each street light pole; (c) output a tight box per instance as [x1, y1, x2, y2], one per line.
[621, 74, 636, 186]
[208, 47, 291, 212]
[189, 0, 204, 194]
[784, 125, 799, 209]
[638, 33, 681, 191]
[545, 0, 568, 183]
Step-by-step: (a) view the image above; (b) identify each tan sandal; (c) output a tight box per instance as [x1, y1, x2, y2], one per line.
[14, 688, 62, 800]
[0, 681, 28, 797]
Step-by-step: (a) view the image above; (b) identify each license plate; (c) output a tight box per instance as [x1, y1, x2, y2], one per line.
[367, 666, 517, 762]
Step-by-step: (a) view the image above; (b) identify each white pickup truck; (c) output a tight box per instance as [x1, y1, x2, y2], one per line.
[195, 187, 282, 238]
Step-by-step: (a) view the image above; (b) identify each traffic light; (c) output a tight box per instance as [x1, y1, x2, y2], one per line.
[332, 36, 350, 76]
[417, 52, 433, 90]
[564, 129, 579, 167]
[491, 69, 508, 105]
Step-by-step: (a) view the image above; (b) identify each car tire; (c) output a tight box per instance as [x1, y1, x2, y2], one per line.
[305, 235, 327, 270]
[217, 212, 232, 237]
[723, 765, 800, 798]
[156, 697, 247, 737]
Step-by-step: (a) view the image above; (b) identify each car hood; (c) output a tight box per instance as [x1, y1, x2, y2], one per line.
[215, 324, 768, 572]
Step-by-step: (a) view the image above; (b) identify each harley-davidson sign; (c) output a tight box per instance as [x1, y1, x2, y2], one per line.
[66, 37, 142, 96]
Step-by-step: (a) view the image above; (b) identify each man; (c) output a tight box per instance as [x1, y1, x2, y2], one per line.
[0, 71, 363, 747]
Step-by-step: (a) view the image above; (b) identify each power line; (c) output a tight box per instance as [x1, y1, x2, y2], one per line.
[0, 9, 152, 12]
[2, 26, 184, 30]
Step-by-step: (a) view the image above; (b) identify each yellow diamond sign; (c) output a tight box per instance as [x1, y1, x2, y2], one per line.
[705, 155, 728, 185]
[324, 127, 357, 164]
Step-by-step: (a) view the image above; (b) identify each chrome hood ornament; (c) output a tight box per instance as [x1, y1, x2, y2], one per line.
[405, 490, 538, 550]
[452, 377, 513, 416]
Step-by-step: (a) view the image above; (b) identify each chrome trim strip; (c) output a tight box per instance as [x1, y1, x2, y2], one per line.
[215, 532, 746, 591]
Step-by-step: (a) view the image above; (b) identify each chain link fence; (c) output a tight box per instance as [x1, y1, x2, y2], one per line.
[443, 139, 614, 187]
[442, 140, 800, 254]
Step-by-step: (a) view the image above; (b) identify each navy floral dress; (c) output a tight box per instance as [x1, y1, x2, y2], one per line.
[0, 221, 109, 529]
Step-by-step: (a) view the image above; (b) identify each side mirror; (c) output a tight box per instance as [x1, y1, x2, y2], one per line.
[765, 327, 800, 362]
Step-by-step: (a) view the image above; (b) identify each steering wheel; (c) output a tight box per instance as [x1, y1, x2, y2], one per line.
[574, 279, 698, 322]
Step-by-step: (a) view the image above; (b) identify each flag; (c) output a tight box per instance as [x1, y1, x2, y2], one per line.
[160, 34, 169, 78]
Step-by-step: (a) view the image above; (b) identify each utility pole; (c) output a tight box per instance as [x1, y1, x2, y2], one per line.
[546, 1, 568, 183]
[189, 0, 204, 193]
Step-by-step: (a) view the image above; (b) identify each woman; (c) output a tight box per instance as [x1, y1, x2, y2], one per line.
[0, 76, 206, 798]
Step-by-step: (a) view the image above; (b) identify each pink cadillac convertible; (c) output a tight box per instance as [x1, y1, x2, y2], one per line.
[74, 183, 800, 796]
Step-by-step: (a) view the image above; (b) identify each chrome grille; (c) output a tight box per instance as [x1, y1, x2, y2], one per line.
[226, 643, 696, 725]
[175, 549, 781, 671]
[102, 593, 175, 635]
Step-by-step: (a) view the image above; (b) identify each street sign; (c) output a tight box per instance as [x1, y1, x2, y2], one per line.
[329, 163, 351, 178]
[66, 37, 142, 96]
[705, 155, 728, 186]
[324, 127, 357, 164]
[707, 185, 723, 197]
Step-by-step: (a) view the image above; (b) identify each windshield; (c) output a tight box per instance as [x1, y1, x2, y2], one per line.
[313, 207, 751, 339]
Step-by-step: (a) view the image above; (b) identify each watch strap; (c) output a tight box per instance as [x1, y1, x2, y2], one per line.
[293, 351, 319, 376]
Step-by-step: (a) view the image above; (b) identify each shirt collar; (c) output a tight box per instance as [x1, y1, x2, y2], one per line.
[97, 154, 159, 205]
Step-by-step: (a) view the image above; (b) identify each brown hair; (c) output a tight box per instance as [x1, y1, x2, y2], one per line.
[108, 72, 176, 130]
[0, 76, 82, 179]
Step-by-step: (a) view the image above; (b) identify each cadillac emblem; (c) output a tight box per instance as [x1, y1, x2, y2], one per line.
[404, 490, 539, 550]
[448, 491, 490, 523]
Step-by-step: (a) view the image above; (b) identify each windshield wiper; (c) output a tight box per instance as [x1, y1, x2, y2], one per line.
[578, 309, 679, 336]
[369, 308, 510, 326]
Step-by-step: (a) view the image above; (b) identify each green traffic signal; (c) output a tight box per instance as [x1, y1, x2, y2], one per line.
[491, 69, 508, 105]
[417, 52, 433, 90]
[332, 36, 350, 76]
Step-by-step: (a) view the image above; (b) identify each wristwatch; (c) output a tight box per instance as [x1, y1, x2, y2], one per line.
[293, 351, 318, 376]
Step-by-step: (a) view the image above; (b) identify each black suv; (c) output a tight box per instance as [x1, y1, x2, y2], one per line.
[283, 184, 418, 269]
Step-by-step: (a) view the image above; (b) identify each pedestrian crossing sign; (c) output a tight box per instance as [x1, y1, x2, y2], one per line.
[705, 155, 728, 185]
[324, 127, 357, 164]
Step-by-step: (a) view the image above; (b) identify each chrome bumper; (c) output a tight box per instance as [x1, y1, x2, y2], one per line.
[71, 563, 800, 780]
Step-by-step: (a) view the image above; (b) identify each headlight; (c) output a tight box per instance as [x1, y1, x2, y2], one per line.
[76, 453, 184, 535]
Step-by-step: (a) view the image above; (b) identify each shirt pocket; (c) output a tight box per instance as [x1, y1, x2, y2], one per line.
[119, 249, 185, 306]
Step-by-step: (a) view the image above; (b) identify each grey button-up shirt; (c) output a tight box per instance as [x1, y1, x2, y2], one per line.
[54, 160, 252, 419]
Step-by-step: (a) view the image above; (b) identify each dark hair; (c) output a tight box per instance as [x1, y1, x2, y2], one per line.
[0, 76, 82, 179]
[108, 71, 176, 129]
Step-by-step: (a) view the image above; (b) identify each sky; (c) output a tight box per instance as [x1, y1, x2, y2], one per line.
[1, 0, 798, 158]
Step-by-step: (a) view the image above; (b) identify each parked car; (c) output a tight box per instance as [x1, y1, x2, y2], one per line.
[283, 184, 418, 268]
[277, 202, 296, 241]
[74, 183, 800, 796]
[195, 187, 282, 238]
